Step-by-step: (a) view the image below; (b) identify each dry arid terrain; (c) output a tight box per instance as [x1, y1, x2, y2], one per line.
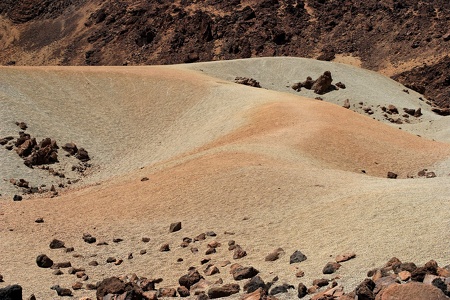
[1, 58, 450, 299]
[0, 1, 450, 300]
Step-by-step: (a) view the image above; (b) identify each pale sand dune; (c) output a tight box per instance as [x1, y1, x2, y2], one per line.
[0, 58, 449, 299]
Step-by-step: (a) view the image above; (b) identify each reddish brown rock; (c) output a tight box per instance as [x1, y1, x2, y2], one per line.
[169, 222, 182, 233]
[159, 243, 170, 252]
[265, 248, 284, 262]
[233, 245, 247, 259]
[380, 281, 448, 300]
[312, 71, 333, 94]
[336, 252, 356, 263]
[179, 269, 203, 289]
[204, 264, 220, 276]
[208, 283, 240, 298]
[231, 265, 259, 281]
[398, 271, 411, 281]
[322, 262, 341, 274]
[36, 254, 53, 268]
[158, 287, 177, 297]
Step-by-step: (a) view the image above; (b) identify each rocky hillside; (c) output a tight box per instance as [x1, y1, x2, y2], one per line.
[0, 0, 449, 107]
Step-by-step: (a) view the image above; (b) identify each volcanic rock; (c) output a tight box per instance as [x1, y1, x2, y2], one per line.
[381, 281, 448, 300]
[207, 284, 240, 298]
[235, 77, 261, 88]
[290, 250, 307, 264]
[231, 265, 259, 281]
[62, 143, 78, 155]
[233, 245, 247, 259]
[158, 287, 177, 297]
[204, 264, 220, 276]
[269, 284, 295, 295]
[312, 71, 333, 95]
[169, 222, 182, 232]
[0, 284, 22, 300]
[82, 233, 96, 244]
[298, 283, 307, 298]
[323, 262, 341, 274]
[51, 285, 73, 297]
[36, 254, 53, 268]
[179, 269, 203, 289]
[336, 252, 356, 263]
[244, 276, 267, 294]
[387, 172, 398, 179]
[313, 278, 329, 288]
[265, 248, 284, 262]
[177, 286, 190, 297]
[49, 239, 65, 249]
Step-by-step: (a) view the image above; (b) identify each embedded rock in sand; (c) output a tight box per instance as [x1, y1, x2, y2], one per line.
[322, 262, 342, 274]
[36, 254, 53, 268]
[179, 269, 203, 289]
[0, 284, 22, 300]
[235, 77, 261, 88]
[290, 250, 307, 264]
[169, 222, 182, 233]
[207, 283, 240, 298]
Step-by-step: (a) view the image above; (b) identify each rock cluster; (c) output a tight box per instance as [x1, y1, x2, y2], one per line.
[292, 71, 342, 95]
[235, 77, 262, 88]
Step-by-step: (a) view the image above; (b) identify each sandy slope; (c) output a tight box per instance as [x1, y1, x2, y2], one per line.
[0, 58, 449, 299]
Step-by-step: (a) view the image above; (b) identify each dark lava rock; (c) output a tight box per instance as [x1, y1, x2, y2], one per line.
[75, 148, 90, 162]
[169, 222, 182, 233]
[51, 285, 72, 297]
[312, 71, 333, 94]
[159, 243, 170, 252]
[106, 257, 117, 263]
[177, 286, 190, 297]
[243, 275, 267, 293]
[49, 239, 65, 249]
[269, 284, 295, 295]
[158, 287, 177, 297]
[82, 233, 96, 244]
[355, 278, 375, 300]
[179, 269, 203, 289]
[96, 277, 128, 298]
[62, 143, 78, 155]
[53, 261, 71, 268]
[233, 245, 247, 259]
[323, 262, 341, 274]
[235, 77, 261, 88]
[36, 254, 53, 268]
[298, 283, 307, 298]
[387, 172, 398, 179]
[13, 195, 22, 201]
[208, 283, 240, 298]
[290, 250, 307, 264]
[231, 266, 259, 281]
[313, 278, 329, 288]
[35, 218, 44, 223]
[142, 237, 150, 243]
[0, 284, 22, 300]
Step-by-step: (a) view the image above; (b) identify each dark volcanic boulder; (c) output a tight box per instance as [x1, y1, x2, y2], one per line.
[179, 269, 203, 289]
[312, 71, 333, 94]
[208, 284, 240, 298]
[0, 285, 22, 300]
[36, 254, 53, 268]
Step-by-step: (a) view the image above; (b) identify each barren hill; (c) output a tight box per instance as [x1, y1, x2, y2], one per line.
[0, 0, 449, 108]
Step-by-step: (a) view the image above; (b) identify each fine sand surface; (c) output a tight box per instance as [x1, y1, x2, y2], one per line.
[0, 58, 450, 299]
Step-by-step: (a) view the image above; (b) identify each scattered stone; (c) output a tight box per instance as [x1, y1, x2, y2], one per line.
[205, 248, 216, 255]
[290, 250, 307, 264]
[296, 270, 305, 278]
[265, 248, 285, 262]
[142, 237, 150, 243]
[269, 284, 294, 295]
[233, 245, 247, 259]
[177, 286, 190, 297]
[208, 283, 240, 298]
[53, 261, 71, 268]
[97, 241, 108, 246]
[312, 71, 333, 94]
[219, 260, 231, 267]
[68, 267, 85, 274]
[206, 231, 217, 237]
[398, 270, 412, 281]
[65, 247, 74, 253]
[51, 285, 73, 297]
[313, 278, 329, 288]
[35, 218, 44, 223]
[343, 99, 351, 109]
[235, 77, 261, 88]
[323, 262, 342, 274]
[298, 283, 308, 298]
[195, 233, 206, 241]
[140, 249, 147, 255]
[16, 122, 28, 130]
[89, 261, 98, 266]
[387, 172, 398, 179]
[336, 252, 356, 263]
[141, 177, 149, 181]
[72, 282, 83, 290]
[113, 238, 123, 243]
[13, 195, 22, 201]
[106, 257, 117, 263]
[169, 222, 182, 233]
[179, 269, 203, 289]
[36, 254, 53, 268]
[49, 239, 65, 249]
[82, 233, 96, 244]
[244, 275, 267, 293]
[158, 287, 177, 297]
[115, 259, 123, 266]
[160, 243, 170, 252]
[201, 258, 211, 265]
[0, 284, 22, 300]
[355, 278, 375, 300]
[336, 82, 346, 89]
[204, 264, 220, 276]
[231, 264, 259, 280]
[53, 269, 64, 275]
[75, 148, 90, 162]
[387, 104, 399, 114]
